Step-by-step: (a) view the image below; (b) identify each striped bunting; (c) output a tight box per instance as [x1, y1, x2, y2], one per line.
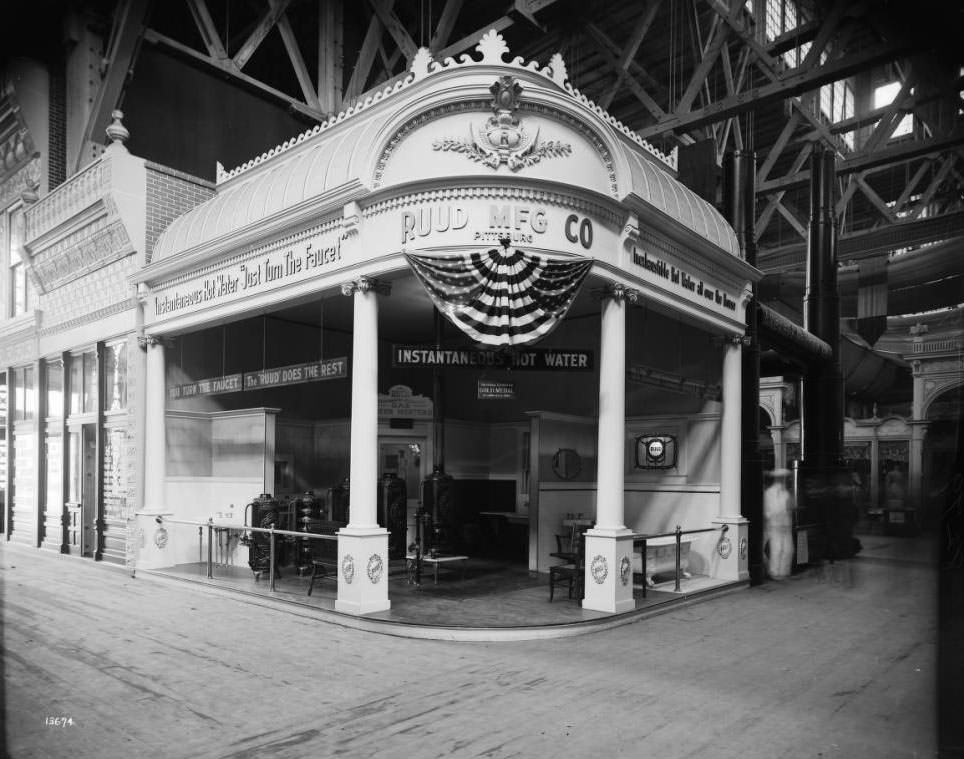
[405, 246, 592, 347]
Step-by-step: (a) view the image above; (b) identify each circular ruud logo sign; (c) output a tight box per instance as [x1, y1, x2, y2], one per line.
[647, 439, 664, 459]
[367, 554, 384, 584]
[619, 556, 632, 586]
[341, 554, 355, 584]
[717, 536, 732, 559]
[590, 555, 609, 584]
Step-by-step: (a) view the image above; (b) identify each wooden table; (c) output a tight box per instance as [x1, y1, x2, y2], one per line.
[407, 554, 469, 584]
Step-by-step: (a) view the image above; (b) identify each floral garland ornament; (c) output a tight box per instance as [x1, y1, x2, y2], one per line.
[367, 553, 384, 584]
[619, 556, 632, 586]
[433, 76, 572, 171]
[590, 555, 609, 584]
[341, 554, 355, 584]
[739, 537, 748, 560]
[717, 536, 732, 560]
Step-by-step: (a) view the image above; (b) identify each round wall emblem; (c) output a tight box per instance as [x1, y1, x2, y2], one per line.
[153, 527, 168, 549]
[647, 439, 664, 459]
[717, 536, 732, 559]
[739, 536, 748, 560]
[341, 554, 355, 584]
[367, 553, 384, 584]
[590, 555, 609, 584]
[619, 555, 632, 586]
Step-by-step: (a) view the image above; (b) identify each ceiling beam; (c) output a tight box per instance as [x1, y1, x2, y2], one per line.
[76, 0, 151, 172]
[598, 0, 662, 109]
[758, 210, 964, 271]
[233, 0, 292, 70]
[368, 0, 417, 62]
[275, 7, 320, 111]
[430, 0, 463, 51]
[634, 38, 913, 140]
[186, 0, 229, 60]
[318, 0, 344, 114]
[585, 24, 666, 122]
[142, 28, 325, 121]
[758, 128, 964, 193]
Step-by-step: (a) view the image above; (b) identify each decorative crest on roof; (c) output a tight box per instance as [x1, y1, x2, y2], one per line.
[216, 28, 675, 184]
[432, 75, 572, 171]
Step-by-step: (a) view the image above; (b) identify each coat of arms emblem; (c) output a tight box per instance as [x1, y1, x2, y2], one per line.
[433, 76, 572, 171]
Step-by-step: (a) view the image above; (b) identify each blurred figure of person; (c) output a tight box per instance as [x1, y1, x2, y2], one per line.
[764, 469, 794, 579]
[885, 461, 906, 509]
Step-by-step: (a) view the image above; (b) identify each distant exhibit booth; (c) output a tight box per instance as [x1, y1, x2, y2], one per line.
[134, 31, 760, 615]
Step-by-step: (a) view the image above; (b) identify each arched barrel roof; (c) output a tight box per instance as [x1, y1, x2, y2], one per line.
[151, 30, 740, 263]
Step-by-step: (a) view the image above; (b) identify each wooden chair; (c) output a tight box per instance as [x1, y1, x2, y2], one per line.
[549, 533, 583, 601]
[305, 521, 342, 596]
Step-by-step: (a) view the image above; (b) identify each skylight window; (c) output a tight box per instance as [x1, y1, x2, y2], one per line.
[874, 82, 913, 137]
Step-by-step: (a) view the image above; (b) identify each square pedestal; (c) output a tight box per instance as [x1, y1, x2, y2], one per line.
[710, 517, 749, 582]
[334, 528, 391, 615]
[581, 530, 636, 613]
[134, 512, 174, 570]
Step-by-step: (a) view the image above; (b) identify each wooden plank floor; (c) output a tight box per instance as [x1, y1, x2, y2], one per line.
[154, 556, 692, 627]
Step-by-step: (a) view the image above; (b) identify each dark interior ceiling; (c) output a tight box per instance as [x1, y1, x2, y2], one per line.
[4, 0, 962, 404]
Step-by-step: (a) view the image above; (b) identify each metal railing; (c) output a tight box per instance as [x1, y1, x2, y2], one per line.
[157, 517, 337, 592]
[630, 524, 728, 594]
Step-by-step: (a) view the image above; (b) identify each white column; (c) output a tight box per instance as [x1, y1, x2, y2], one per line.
[136, 336, 174, 570]
[336, 277, 391, 615]
[582, 285, 635, 614]
[712, 336, 749, 583]
[596, 292, 627, 531]
[142, 338, 167, 512]
[719, 337, 743, 517]
[347, 282, 379, 530]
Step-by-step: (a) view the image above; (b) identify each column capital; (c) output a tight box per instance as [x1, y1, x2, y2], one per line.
[718, 334, 750, 347]
[594, 282, 639, 304]
[341, 276, 391, 297]
[137, 335, 170, 350]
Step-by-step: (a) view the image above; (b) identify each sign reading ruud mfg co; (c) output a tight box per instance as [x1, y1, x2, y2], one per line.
[395, 201, 612, 253]
[152, 229, 343, 319]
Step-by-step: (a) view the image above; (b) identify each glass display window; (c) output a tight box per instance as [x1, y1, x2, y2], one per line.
[46, 359, 63, 418]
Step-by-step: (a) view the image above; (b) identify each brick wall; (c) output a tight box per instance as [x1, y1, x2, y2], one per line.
[145, 162, 215, 263]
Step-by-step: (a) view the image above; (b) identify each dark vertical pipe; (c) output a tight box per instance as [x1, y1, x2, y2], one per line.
[724, 150, 764, 585]
[802, 149, 844, 468]
[800, 149, 851, 565]
[432, 309, 445, 474]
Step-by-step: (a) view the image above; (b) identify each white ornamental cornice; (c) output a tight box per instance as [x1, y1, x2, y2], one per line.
[24, 157, 111, 242]
[361, 181, 624, 234]
[134, 187, 354, 288]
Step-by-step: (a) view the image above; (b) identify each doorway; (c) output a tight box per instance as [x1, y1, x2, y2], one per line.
[378, 438, 426, 557]
[80, 424, 97, 558]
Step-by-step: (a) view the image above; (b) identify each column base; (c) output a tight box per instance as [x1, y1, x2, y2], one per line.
[581, 530, 636, 614]
[710, 517, 749, 582]
[133, 511, 174, 570]
[334, 527, 391, 615]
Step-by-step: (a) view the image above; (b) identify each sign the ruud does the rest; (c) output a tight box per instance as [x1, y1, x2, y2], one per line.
[392, 345, 594, 371]
[153, 228, 343, 319]
[168, 357, 347, 399]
